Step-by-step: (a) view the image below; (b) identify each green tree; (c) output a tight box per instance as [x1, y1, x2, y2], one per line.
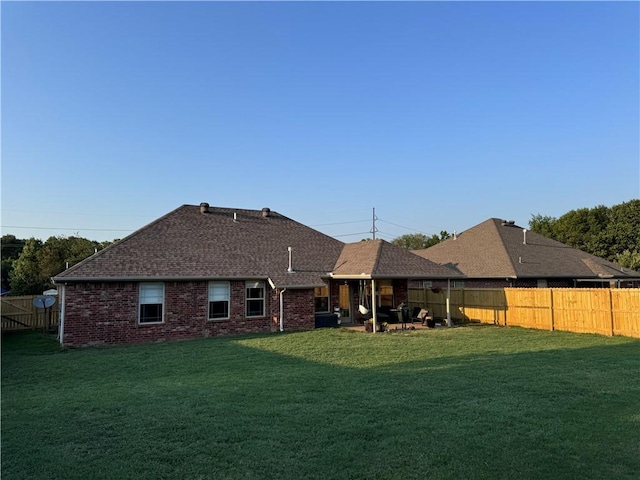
[1, 235, 26, 292]
[1, 234, 26, 260]
[6, 235, 114, 295]
[616, 250, 640, 271]
[529, 215, 557, 239]
[8, 238, 46, 295]
[529, 199, 640, 267]
[38, 235, 105, 280]
[391, 231, 451, 250]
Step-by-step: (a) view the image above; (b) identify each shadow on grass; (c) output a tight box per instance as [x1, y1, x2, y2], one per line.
[2, 328, 639, 480]
[1, 330, 64, 355]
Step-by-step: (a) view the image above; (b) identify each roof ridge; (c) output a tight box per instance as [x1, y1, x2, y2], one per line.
[490, 218, 519, 277]
[371, 239, 385, 274]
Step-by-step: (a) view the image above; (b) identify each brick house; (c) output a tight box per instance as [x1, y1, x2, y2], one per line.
[53, 203, 460, 347]
[412, 218, 640, 289]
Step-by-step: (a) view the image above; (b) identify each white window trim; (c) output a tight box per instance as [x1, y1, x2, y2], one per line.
[138, 282, 165, 325]
[246, 281, 265, 318]
[208, 281, 230, 321]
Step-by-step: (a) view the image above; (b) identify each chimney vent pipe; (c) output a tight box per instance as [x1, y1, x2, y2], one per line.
[287, 246, 294, 273]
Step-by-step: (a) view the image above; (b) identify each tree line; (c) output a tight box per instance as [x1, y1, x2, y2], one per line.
[2, 199, 638, 296]
[1, 235, 115, 295]
[529, 199, 640, 270]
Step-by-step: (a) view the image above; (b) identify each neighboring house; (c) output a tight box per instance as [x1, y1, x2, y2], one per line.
[412, 218, 640, 289]
[53, 203, 460, 347]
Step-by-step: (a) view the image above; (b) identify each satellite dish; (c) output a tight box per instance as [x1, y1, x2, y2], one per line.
[33, 296, 56, 309]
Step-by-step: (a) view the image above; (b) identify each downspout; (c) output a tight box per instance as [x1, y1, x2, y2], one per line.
[371, 279, 377, 333]
[446, 279, 452, 327]
[58, 284, 66, 345]
[279, 288, 287, 332]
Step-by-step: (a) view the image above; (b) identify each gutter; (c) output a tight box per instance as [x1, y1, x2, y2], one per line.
[53, 275, 270, 283]
[331, 274, 466, 280]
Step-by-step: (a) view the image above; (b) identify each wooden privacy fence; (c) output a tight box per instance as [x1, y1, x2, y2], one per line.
[1, 295, 60, 332]
[408, 287, 640, 338]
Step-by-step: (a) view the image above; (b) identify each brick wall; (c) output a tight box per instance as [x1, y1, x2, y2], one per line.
[62, 280, 315, 347]
[282, 289, 315, 331]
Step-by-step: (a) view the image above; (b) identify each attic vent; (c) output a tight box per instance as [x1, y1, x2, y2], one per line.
[262, 207, 271, 218]
[501, 219, 515, 226]
[200, 203, 210, 214]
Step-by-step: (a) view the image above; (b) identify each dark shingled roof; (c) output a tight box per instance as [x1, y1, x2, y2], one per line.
[332, 239, 462, 279]
[53, 204, 464, 288]
[54, 204, 345, 288]
[412, 218, 640, 280]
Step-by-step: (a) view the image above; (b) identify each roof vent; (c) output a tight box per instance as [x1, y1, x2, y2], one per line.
[287, 246, 294, 273]
[262, 207, 271, 218]
[200, 203, 210, 214]
[501, 219, 515, 226]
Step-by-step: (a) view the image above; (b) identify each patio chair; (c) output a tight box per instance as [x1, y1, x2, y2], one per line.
[417, 308, 435, 328]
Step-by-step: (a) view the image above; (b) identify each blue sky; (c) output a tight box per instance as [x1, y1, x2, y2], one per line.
[2, 1, 639, 243]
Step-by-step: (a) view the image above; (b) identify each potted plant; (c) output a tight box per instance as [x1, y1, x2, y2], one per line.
[364, 320, 388, 332]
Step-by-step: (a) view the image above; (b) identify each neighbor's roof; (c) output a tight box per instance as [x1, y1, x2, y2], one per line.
[53, 204, 344, 288]
[332, 239, 463, 279]
[412, 218, 640, 280]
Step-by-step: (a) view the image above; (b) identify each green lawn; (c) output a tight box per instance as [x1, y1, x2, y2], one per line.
[2, 325, 639, 480]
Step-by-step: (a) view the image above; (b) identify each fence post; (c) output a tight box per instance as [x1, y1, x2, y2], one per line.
[504, 288, 507, 327]
[461, 288, 465, 321]
[609, 289, 615, 337]
[550, 288, 555, 331]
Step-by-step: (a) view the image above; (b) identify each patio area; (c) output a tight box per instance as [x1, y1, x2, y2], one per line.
[340, 319, 449, 333]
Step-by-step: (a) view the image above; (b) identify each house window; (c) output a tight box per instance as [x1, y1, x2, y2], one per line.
[315, 285, 329, 313]
[209, 282, 230, 320]
[139, 283, 164, 324]
[378, 280, 394, 307]
[246, 281, 265, 317]
[451, 280, 465, 288]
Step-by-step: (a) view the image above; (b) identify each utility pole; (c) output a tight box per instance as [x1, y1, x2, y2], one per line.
[371, 207, 378, 240]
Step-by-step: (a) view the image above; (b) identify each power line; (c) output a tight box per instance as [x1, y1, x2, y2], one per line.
[377, 219, 429, 235]
[331, 231, 372, 238]
[308, 219, 370, 227]
[375, 230, 398, 241]
[1, 225, 133, 232]
[2, 209, 151, 218]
